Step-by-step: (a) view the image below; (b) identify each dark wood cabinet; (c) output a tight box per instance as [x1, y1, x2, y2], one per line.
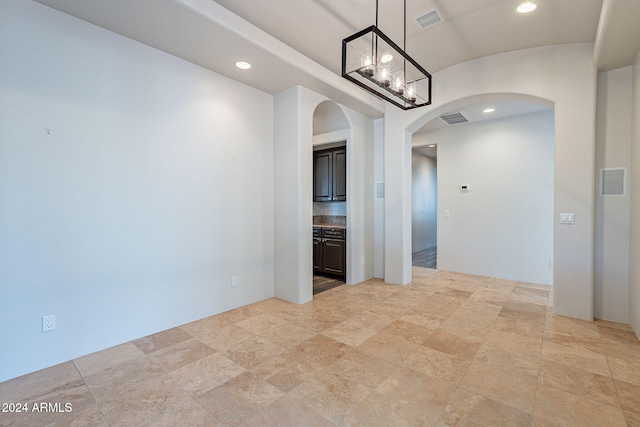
[314, 146, 346, 202]
[313, 227, 346, 278]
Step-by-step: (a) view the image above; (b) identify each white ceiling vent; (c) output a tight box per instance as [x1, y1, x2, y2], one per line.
[415, 10, 442, 30]
[439, 112, 469, 125]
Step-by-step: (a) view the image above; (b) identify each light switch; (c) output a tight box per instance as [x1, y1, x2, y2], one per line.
[444, 210, 450, 218]
[560, 213, 575, 224]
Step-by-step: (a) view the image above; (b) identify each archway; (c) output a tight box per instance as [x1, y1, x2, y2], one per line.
[409, 94, 555, 285]
[312, 101, 351, 293]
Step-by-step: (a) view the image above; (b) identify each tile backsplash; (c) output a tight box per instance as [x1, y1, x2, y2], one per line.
[313, 215, 346, 227]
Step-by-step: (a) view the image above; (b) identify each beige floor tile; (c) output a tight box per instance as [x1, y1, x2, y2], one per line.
[147, 338, 215, 373]
[483, 277, 518, 290]
[498, 303, 546, 325]
[492, 315, 545, 338]
[398, 309, 447, 330]
[594, 319, 634, 331]
[345, 309, 394, 331]
[537, 359, 618, 406]
[606, 352, 640, 386]
[543, 328, 603, 354]
[544, 313, 600, 337]
[98, 374, 192, 427]
[599, 325, 640, 348]
[168, 352, 246, 396]
[243, 395, 333, 427]
[443, 308, 498, 329]
[195, 371, 284, 426]
[3, 268, 640, 427]
[341, 390, 435, 427]
[441, 388, 533, 427]
[323, 349, 395, 389]
[614, 379, 640, 422]
[402, 345, 471, 384]
[384, 291, 428, 308]
[508, 286, 549, 305]
[460, 361, 537, 413]
[413, 294, 464, 317]
[131, 327, 192, 354]
[214, 305, 263, 324]
[322, 320, 378, 347]
[0, 361, 82, 403]
[290, 334, 352, 370]
[436, 287, 474, 300]
[0, 381, 98, 427]
[291, 370, 372, 424]
[540, 339, 610, 376]
[484, 328, 542, 357]
[467, 288, 510, 306]
[225, 334, 285, 370]
[474, 343, 540, 379]
[366, 300, 413, 318]
[235, 313, 288, 335]
[259, 321, 318, 348]
[379, 319, 434, 345]
[357, 330, 419, 364]
[248, 297, 294, 313]
[197, 324, 256, 352]
[533, 383, 627, 427]
[252, 350, 319, 392]
[179, 315, 231, 338]
[83, 357, 165, 401]
[291, 309, 346, 332]
[146, 398, 222, 427]
[376, 367, 456, 419]
[436, 417, 485, 427]
[421, 329, 481, 360]
[73, 342, 145, 377]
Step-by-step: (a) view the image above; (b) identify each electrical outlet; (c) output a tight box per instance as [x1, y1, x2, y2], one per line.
[42, 315, 56, 332]
[231, 276, 238, 288]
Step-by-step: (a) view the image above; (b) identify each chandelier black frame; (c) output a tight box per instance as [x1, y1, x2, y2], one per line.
[341, 0, 432, 110]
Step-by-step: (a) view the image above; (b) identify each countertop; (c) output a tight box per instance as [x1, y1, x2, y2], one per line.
[313, 224, 346, 229]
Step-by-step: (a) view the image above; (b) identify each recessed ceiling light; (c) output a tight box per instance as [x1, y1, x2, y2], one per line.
[483, 108, 495, 113]
[517, 2, 537, 13]
[380, 54, 394, 64]
[427, 144, 436, 148]
[235, 61, 251, 70]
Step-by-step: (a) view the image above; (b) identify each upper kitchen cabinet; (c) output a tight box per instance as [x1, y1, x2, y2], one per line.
[314, 146, 346, 202]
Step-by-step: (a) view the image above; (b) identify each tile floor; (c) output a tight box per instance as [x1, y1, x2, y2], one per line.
[1, 267, 639, 426]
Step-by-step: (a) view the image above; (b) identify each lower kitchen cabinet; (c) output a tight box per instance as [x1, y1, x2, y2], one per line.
[313, 227, 346, 278]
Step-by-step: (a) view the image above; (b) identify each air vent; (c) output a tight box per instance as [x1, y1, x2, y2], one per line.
[439, 112, 469, 125]
[416, 10, 442, 29]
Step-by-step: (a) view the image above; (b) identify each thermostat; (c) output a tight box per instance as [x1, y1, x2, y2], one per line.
[460, 185, 470, 192]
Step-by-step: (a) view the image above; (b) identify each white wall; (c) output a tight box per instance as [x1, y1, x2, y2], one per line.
[0, 1, 274, 382]
[383, 44, 597, 320]
[411, 152, 437, 253]
[595, 67, 632, 323]
[373, 119, 385, 279]
[630, 52, 640, 339]
[432, 112, 554, 285]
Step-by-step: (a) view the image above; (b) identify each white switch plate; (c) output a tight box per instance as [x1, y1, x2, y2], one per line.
[560, 213, 575, 224]
[444, 210, 450, 218]
[231, 276, 238, 287]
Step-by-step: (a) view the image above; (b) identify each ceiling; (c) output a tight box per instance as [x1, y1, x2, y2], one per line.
[34, 0, 640, 118]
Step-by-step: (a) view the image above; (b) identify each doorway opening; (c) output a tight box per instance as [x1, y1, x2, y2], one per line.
[312, 101, 349, 294]
[411, 143, 437, 269]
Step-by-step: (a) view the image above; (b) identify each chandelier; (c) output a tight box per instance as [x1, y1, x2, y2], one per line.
[341, 0, 432, 110]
